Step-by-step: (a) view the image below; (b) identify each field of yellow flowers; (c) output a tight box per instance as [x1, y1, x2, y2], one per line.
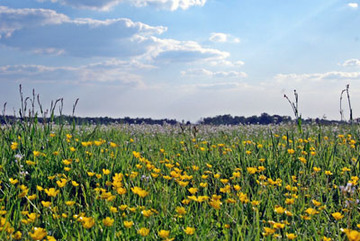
[1, 122, 360, 240]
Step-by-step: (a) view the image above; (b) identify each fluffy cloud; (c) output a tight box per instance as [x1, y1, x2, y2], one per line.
[131, 0, 207, 11]
[0, 60, 149, 86]
[181, 68, 247, 78]
[209, 33, 240, 43]
[348, 3, 358, 9]
[209, 60, 245, 67]
[275, 71, 360, 83]
[0, 6, 69, 38]
[136, 36, 230, 63]
[38, 0, 207, 11]
[342, 59, 360, 67]
[0, 6, 167, 57]
[0, 6, 230, 64]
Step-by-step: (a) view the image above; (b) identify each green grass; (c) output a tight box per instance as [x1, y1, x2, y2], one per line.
[0, 121, 360, 240]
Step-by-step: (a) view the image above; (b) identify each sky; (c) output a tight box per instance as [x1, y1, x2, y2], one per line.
[0, 0, 359, 122]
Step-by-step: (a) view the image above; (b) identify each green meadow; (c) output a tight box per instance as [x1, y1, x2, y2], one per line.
[1, 118, 360, 240]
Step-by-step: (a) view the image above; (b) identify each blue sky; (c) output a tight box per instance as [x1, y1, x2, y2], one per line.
[0, 0, 359, 122]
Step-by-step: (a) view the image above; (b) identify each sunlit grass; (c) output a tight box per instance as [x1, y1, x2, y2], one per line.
[1, 121, 360, 240]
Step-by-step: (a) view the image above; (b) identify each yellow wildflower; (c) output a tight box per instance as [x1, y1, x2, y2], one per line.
[124, 220, 134, 228]
[102, 217, 114, 227]
[29, 227, 47, 240]
[332, 212, 344, 220]
[138, 227, 150, 237]
[158, 230, 170, 239]
[184, 227, 195, 235]
[44, 188, 60, 197]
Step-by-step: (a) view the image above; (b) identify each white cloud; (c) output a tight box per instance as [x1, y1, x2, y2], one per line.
[136, 36, 230, 63]
[275, 71, 360, 83]
[348, 3, 358, 9]
[0, 6, 167, 57]
[0, 6, 69, 38]
[342, 58, 360, 67]
[37, 0, 207, 11]
[209, 32, 240, 43]
[32, 48, 66, 55]
[181, 68, 247, 78]
[131, 0, 207, 11]
[209, 59, 245, 67]
[0, 6, 231, 65]
[0, 60, 148, 86]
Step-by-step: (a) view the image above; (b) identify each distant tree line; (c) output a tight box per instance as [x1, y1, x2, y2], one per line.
[0, 113, 353, 126]
[199, 113, 350, 125]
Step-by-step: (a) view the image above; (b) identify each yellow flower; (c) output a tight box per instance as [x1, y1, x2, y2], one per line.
[102, 217, 114, 227]
[305, 208, 319, 215]
[313, 167, 321, 172]
[300, 215, 311, 220]
[274, 206, 286, 214]
[27, 213, 39, 222]
[41, 201, 52, 208]
[62, 159, 72, 165]
[287, 149, 295, 154]
[158, 230, 170, 239]
[119, 205, 128, 211]
[81, 217, 95, 229]
[116, 187, 127, 195]
[142, 209, 153, 217]
[209, 199, 222, 209]
[263, 227, 276, 236]
[184, 227, 195, 235]
[102, 169, 111, 175]
[273, 222, 285, 229]
[285, 198, 295, 205]
[13, 231, 22, 240]
[47, 236, 56, 241]
[325, 171, 333, 176]
[344, 229, 360, 241]
[109, 142, 118, 147]
[11, 142, 18, 150]
[26, 160, 36, 166]
[44, 188, 60, 197]
[138, 227, 150, 237]
[65, 201, 75, 206]
[110, 206, 118, 213]
[87, 172, 95, 177]
[123, 220, 134, 228]
[188, 187, 198, 194]
[29, 227, 47, 240]
[322, 237, 332, 241]
[9, 178, 19, 185]
[332, 212, 344, 220]
[312, 200, 321, 207]
[220, 179, 229, 184]
[175, 206, 186, 215]
[234, 185, 241, 191]
[56, 179, 67, 188]
[247, 167, 257, 174]
[286, 233, 297, 240]
[131, 186, 149, 198]
[226, 198, 236, 204]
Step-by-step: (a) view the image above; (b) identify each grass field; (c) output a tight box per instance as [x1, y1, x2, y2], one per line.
[1, 120, 360, 240]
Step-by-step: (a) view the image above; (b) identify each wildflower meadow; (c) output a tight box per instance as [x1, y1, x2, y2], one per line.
[1, 101, 360, 240]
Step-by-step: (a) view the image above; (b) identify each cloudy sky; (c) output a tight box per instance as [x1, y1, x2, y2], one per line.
[0, 0, 359, 122]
